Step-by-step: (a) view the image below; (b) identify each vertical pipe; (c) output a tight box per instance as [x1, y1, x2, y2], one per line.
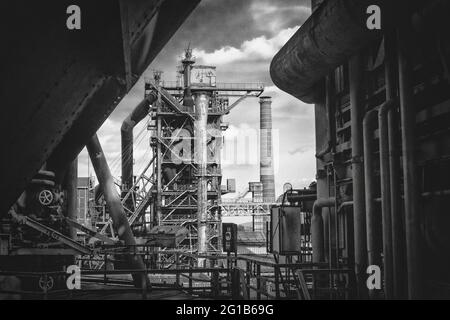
[397, 20, 422, 299]
[363, 109, 381, 298]
[86, 134, 147, 288]
[311, 204, 325, 264]
[64, 158, 78, 240]
[194, 92, 209, 262]
[349, 54, 368, 298]
[312, 198, 335, 263]
[379, 101, 395, 299]
[259, 96, 276, 203]
[385, 22, 407, 300]
[121, 94, 155, 201]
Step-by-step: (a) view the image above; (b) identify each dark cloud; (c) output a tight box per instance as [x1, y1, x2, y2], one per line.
[86, 0, 316, 194]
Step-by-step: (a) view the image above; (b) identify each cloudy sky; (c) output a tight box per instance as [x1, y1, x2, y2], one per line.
[78, 0, 315, 198]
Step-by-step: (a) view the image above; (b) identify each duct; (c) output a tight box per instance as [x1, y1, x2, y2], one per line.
[312, 198, 335, 263]
[259, 96, 276, 202]
[86, 134, 148, 288]
[121, 93, 157, 197]
[270, 0, 381, 104]
[194, 92, 209, 263]
[349, 54, 368, 298]
[363, 108, 381, 299]
[397, 19, 422, 299]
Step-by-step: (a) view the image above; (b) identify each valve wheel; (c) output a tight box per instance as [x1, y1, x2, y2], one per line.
[38, 275, 54, 292]
[38, 189, 54, 206]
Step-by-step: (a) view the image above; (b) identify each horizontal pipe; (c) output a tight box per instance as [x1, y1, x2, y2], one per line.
[270, 0, 381, 103]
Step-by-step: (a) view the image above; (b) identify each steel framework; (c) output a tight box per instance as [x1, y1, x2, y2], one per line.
[139, 49, 264, 264]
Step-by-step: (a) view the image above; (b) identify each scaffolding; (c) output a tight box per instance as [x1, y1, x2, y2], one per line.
[140, 48, 264, 264]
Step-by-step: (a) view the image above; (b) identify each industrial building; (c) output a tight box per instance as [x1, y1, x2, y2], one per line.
[271, 0, 450, 299]
[1, 0, 449, 301]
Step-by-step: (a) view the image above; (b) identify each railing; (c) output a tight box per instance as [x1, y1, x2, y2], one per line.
[0, 267, 231, 300]
[220, 202, 275, 217]
[232, 256, 353, 300]
[0, 248, 354, 300]
[148, 80, 264, 92]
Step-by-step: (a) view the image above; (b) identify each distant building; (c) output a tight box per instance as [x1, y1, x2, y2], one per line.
[77, 177, 95, 227]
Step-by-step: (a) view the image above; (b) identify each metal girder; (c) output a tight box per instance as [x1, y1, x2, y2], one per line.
[1, 0, 201, 216]
[18, 216, 92, 255]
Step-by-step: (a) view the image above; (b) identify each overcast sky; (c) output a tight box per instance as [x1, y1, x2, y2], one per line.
[78, 0, 315, 198]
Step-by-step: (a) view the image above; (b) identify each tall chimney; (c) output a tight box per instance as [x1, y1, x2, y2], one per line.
[259, 96, 275, 202]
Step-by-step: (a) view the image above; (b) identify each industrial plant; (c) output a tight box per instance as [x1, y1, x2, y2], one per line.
[1, 0, 449, 301]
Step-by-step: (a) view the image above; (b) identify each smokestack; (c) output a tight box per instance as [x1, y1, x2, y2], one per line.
[259, 96, 275, 202]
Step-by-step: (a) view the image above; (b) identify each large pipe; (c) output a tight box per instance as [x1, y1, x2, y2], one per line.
[379, 101, 395, 299]
[86, 134, 147, 288]
[397, 17, 422, 299]
[349, 54, 368, 298]
[363, 109, 381, 285]
[312, 198, 335, 263]
[194, 92, 209, 262]
[121, 93, 157, 198]
[259, 96, 276, 203]
[270, 0, 381, 104]
[64, 158, 78, 240]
